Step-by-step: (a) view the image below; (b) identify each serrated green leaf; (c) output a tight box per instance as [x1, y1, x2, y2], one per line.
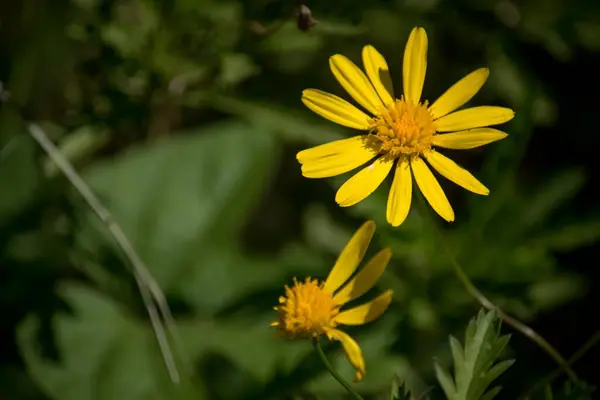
[435, 362, 456, 399]
[478, 386, 502, 400]
[390, 375, 413, 400]
[449, 336, 465, 391]
[435, 310, 513, 400]
[471, 360, 514, 400]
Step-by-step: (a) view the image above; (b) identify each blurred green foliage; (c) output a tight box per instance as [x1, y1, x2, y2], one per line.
[1, 0, 600, 399]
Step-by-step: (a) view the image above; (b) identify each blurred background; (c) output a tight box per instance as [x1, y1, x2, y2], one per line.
[1, 0, 600, 399]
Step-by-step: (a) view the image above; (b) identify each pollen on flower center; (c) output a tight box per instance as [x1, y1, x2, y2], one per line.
[272, 277, 339, 338]
[370, 98, 435, 157]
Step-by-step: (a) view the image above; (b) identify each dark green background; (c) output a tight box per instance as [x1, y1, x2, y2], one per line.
[1, 0, 599, 399]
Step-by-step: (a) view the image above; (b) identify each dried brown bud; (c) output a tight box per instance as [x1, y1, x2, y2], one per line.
[296, 4, 318, 32]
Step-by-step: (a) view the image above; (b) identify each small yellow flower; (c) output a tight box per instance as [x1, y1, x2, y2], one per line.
[271, 220, 392, 382]
[297, 27, 515, 226]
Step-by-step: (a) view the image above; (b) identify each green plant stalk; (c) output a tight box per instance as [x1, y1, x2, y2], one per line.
[518, 330, 600, 399]
[415, 194, 579, 383]
[313, 338, 364, 400]
[27, 123, 182, 384]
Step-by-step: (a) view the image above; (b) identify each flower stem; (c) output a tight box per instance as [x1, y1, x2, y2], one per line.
[415, 194, 579, 383]
[313, 338, 364, 400]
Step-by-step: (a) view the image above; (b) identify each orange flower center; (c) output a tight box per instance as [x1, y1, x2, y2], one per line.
[370, 98, 435, 157]
[272, 277, 339, 338]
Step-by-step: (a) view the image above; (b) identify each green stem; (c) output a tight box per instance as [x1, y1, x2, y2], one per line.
[415, 194, 579, 383]
[313, 338, 364, 400]
[518, 330, 600, 399]
[27, 123, 182, 383]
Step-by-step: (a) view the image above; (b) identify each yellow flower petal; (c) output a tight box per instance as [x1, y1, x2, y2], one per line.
[432, 128, 508, 149]
[334, 289, 393, 326]
[297, 136, 370, 162]
[301, 89, 372, 130]
[429, 68, 490, 119]
[330, 54, 384, 115]
[411, 157, 455, 222]
[435, 106, 515, 132]
[333, 248, 392, 305]
[297, 136, 377, 178]
[326, 329, 366, 382]
[424, 151, 489, 195]
[386, 158, 412, 227]
[335, 157, 394, 207]
[403, 27, 428, 105]
[323, 220, 376, 294]
[362, 45, 394, 106]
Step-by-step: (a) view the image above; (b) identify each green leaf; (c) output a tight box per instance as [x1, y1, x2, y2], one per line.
[478, 386, 502, 400]
[17, 283, 206, 400]
[218, 53, 259, 87]
[100, 0, 158, 58]
[543, 381, 596, 400]
[202, 94, 345, 145]
[435, 363, 456, 399]
[18, 283, 319, 400]
[530, 219, 600, 252]
[390, 375, 413, 400]
[434, 310, 513, 400]
[42, 125, 111, 178]
[519, 169, 586, 231]
[0, 112, 40, 223]
[76, 120, 280, 313]
[529, 275, 587, 310]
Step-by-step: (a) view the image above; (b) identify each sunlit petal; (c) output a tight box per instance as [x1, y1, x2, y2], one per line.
[297, 136, 377, 178]
[302, 89, 372, 130]
[424, 151, 489, 195]
[334, 289, 393, 325]
[323, 220, 376, 294]
[435, 106, 515, 132]
[429, 68, 489, 119]
[432, 128, 508, 149]
[402, 27, 428, 105]
[362, 45, 394, 106]
[333, 248, 392, 305]
[325, 329, 366, 382]
[386, 158, 412, 227]
[330, 54, 384, 115]
[335, 157, 394, 207]
[411, 157, 455, 222]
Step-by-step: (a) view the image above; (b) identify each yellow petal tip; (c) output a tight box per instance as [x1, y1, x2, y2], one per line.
[363, 220, 376, 230]
[335, 196, 353, 207]
[329, 54, 344, 64]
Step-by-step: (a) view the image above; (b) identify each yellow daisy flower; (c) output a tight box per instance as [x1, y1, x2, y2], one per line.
[297, 27, 515, 226]
[271, 220, 392, 382]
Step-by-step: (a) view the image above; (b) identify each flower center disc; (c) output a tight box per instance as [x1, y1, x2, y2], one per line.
[274, 278, 339, 338]
[370, 99, 435, 157]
